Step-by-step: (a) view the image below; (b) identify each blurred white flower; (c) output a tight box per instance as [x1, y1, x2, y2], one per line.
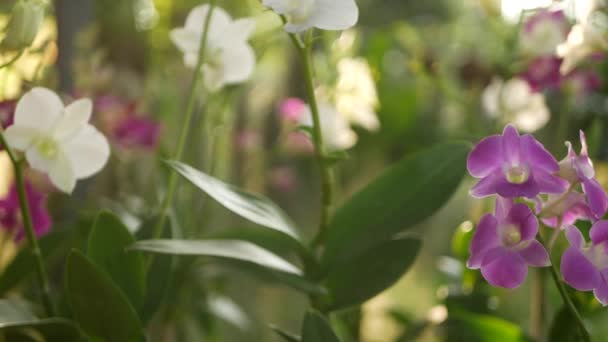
[335, 58, 380, 132]
[557, 19, 608, 74]
[300, 101, 357, 150]
[263, 0, 358, 33]
[482, 78, 550, 132]
[3, 87, 110, 193]
[170, 5, 255, 91]
[519, 10, 569, 57]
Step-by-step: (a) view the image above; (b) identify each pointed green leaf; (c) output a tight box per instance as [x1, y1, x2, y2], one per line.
[0, 300, 84, 341]
[549, 307, 579, 342]
[301, 311, 340, 342]
[166, 160, 301, 241]
[322, 142, 470, 270]
[87, 211, 146, 310]
[66, 251, 143, 341]
[325, 236, 421, 311]
[270, 324, 300, 342]
[452, 310, 524, 342]
[131, 239, 302, 275]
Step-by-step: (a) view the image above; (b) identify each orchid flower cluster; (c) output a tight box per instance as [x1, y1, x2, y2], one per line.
[467, 124, 608, 304]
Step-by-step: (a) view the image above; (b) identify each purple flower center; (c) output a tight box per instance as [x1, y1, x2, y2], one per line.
[504, 164, 530, 184]
[500, 223, 522, 246]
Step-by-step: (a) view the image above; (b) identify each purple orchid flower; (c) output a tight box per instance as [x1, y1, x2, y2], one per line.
[557, 131, 608, 219]
[0, 182, 52, 242]
[113, 115, 161, 150]
[468, 197, 550, 288]
[467, 124, 566, 199]
[561, 223, 608, 305]
[522, 56, 563, 91]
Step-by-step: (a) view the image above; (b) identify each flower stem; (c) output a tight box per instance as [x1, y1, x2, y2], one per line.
[0, 130, 55, 316]
[538, 233, 591, 342]
[152, 0, 216, 240]
[530, 268, 545, 341]
[286, 29, 335, 250]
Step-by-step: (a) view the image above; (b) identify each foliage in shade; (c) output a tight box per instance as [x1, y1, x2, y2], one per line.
[87, 211, 146, 310]
[65, 251, 143, 341]
[325, 236, 422, 311]
[301, 310, 340, 342]
[322, 142, 470, 271]
[270, 324, 300, 342]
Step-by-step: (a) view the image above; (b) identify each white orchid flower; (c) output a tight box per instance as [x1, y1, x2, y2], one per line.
[557, 20, 608, 74]
[482, 78, 550, 133]
[3, 87, 110, 193]
[170, 5, 256, 91]
[335, 57, 380, 131]
[299, 102, 357, 151]
[263, 0, 359, 33]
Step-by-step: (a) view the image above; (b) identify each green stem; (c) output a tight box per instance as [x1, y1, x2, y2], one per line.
[286, 29, 335, 250]
[530, 268, 545, 341]
[0, 130, 54, 316]
[152, 0, 216, 240]
[538, 233, 591, 342]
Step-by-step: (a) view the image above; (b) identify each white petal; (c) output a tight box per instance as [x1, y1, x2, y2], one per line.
[184, 53, 197, 68]
[62, 125, 110, 179]
[49, 153, 76, 193]
[170, 28, 200, 53]
[185, 5, 231, 36]
[309, 0, 358, 31]
[14, 87, 64, 130]
[218, 43, 255, 85]
[222, 18, 255, 44]
[262, 0, 291, 14]
[53, 98, 92, 140]
[25, 147, 53, 174]
[3, 125, 40, 151]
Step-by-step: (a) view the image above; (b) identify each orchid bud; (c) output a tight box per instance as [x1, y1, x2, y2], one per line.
[1, 0, 45, 52]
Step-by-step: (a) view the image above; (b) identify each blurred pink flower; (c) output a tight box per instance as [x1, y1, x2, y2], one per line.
[520, 9, 569, 57]
[522, 56, 563, 91]
[0, 100, 16, 151]
[566, 70, 601, 99]
[270, 166, 298, 192]
[0, 181, 51, 242]
[279, 98, 307, 122]
[235, 130, 262, 151]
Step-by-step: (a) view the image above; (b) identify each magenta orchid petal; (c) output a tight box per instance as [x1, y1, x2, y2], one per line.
[467, 135, 503, 178]
[480, 247, 528, 289]
[566, 225, 585, 248]
[494, 177, 540, 198]
[521, 134, 560, 173]
[502, 125, 521, 164]
[583, 178, 608, 219]
[561, 247, 601, 291]
[593, 276, 608, 306]
[470, 172, 503, 198]
[0, 182, 51, 242]
[533, 170, 568, 194]
[518, 240, 550, 267]
[590, 221, 608, 245]
[467, 213, 500, 269]
[506, 203, 538, 240]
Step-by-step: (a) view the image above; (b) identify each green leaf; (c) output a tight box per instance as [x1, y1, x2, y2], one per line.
[136, 216, 174, 324]
[131, 239, 302, 275]
[270, 324, 300, 342]
[301, 311, 340, 342]
[167, 160, 301, 241]
[65, 251, 143, 341]
[0, 232, 65, 295]
[322, 142, 470, 270]
[325, 236, 421, 310]
[87, 211, 146, 310]
[0, 299, 84, 341]
[548, 307, 579, 342]
[451, 310, 524, 342]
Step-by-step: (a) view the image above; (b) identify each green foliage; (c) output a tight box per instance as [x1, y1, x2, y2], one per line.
[301, 311, 340, 342]
[131, 239, 302, 275]
[325, 236, 422, 311]
[87, 211, 146, 310]
[270, 325, 300, 342]
[449, 310, 525, 342]
[549, 307, 579, 342]
[65, 251, 143, 341]
[322, 142, 470, 270]
[166, 160, 303, 244]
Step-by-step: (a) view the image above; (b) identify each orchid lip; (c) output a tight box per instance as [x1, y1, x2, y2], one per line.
[500, 223, 522, 247]
[504, 164, 530, 184]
